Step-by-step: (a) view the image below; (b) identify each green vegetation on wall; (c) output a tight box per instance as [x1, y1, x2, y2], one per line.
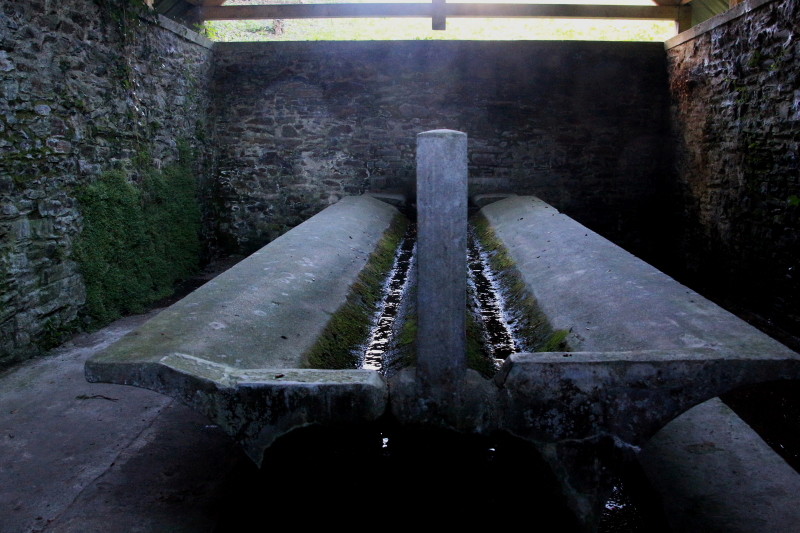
[73, 143, 202, 325]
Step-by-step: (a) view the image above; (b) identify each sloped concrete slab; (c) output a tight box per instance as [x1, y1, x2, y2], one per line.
[481, 196, 799, 355]
[481, 195, 800, 441]
[640, 398, 800, 533]
[479, 195, 800, 528]
[86, 195, 400, 463]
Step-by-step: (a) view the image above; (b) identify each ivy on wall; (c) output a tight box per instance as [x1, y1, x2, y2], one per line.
[74, 142, 201, 324]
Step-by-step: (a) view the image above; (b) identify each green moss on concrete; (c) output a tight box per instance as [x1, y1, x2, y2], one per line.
[466, 311, 497, 378]
[304, 214, 408, 369]
[385, 309, 418, 374]
[392, 310, 497, 377]
[471, 213, 572, 353]
[73, 142, 201, 325]
[539, 328, 570, 352]
[398, 314, 417, 348]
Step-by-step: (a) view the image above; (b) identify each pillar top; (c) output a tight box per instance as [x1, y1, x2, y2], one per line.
[417, 129, 467, 138]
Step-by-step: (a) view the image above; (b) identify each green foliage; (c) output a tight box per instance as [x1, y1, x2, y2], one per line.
[206, 0, 675, 42]
[39, 319, 81, 351]
[5, 146, 56, 186]
[93, 0, 159, 94]
[197, 22, 220, 40]
[73, 145, 201, 325]
[788, 195, 800, 207]
[93, 0, 150, 40]
[747, 50, 763, 68]
[304, 215, 408, 369]
[209, 17, 675, 42]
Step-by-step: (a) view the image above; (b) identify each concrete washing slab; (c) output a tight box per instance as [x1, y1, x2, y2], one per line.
[479, 195, 800, 530]
[85, 194, 403, 464]
[4, 193, 800, 532]
[77, 187, 800, 532]
[3, 282, 800, 532]
[480, 196, 800, 440]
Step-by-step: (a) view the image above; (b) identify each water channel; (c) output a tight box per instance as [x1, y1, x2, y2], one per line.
[205, 206, 799, 532]
[184, 200, 798, 532]
[360, 220, 520, 375]
[362, 223, 416, 372]
[332, 216, 669, 532]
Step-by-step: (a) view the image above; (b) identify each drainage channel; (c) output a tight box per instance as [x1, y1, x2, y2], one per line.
[353, 216, 669, 533]
[362, 222, 416, 372]
[467, 225, 518, 364]
[361, 221, 520, 374]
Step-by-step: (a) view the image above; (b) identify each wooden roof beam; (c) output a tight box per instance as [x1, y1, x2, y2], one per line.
[184, 0, 228, 6]
[193, 3, 687, 22]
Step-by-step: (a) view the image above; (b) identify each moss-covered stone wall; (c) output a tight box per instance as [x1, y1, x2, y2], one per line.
[0, 1, 214, 365]
[665, 0, 800, 343]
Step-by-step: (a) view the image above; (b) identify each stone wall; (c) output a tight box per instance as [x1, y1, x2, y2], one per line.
[210, 41, 672, 254]
[665, 0, 800, 342]
[0, 1, 214, 365]
[3, 0, 795, 369]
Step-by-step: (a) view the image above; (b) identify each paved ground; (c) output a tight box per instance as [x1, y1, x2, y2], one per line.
[0, 313, 246, 533]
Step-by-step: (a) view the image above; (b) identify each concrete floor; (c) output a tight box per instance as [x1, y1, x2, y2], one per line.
[0, 313, 245, 533]
[3, 310, 800, 533]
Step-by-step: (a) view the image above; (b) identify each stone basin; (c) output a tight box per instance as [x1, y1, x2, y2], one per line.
[476, 195, 800, 526]
[86, 195, 402, 464]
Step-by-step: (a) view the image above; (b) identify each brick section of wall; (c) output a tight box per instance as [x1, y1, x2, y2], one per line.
[666, 0, 800, 339]
[0, 2, 214, 364]
[210, 41, 672, 254]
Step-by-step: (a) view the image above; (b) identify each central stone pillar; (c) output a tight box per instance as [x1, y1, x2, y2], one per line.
[416, 129, 468, 396]
[390, 129, 496, 430]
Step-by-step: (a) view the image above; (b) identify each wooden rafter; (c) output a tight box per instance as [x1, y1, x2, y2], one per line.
[184, 0, 227, 6]
[190, 1, 692, 33]
[194, 3, 686, 21]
